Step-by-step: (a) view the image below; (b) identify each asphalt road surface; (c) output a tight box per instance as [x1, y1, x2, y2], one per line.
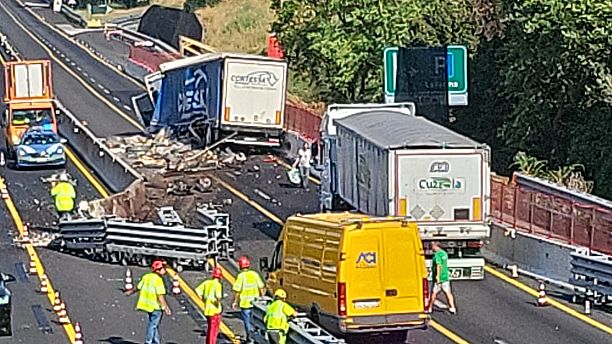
[0, 1, 610, 343]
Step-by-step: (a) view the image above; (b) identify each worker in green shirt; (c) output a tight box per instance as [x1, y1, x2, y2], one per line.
[428, 241, 457, 314]
[125, 260, 172, 344]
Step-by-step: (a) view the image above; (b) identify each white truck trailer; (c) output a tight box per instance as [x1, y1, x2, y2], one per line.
[145, 53, 287, 147]
[319, 103, 491, 280]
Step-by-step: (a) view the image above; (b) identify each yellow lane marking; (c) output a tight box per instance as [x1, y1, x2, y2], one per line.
[210, 177, 469, 344]
[209, 175, 284, 226]
[64, 146, 110, 198]
[273, 157, 321, 185]
[165, 268, 240, 344]
[22, 6, 145, 90]
[485, 266, 612, 335]
[0, 177, 77, 343]
[430, 321, 470, 344]
[0, 1, 144, 131]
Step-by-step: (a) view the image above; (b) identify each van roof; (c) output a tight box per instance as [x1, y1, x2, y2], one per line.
[293, 212, 413, 226]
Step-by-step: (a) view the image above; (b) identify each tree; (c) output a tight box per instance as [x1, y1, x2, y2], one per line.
[473, 0, 612, 195]
[271, 0, 500, 103]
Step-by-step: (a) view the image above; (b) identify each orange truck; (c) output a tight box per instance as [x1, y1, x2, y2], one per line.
[2, 60, 58, 158]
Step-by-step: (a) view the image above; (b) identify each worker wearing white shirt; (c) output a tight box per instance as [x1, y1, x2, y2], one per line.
[292, 142, 311, 189]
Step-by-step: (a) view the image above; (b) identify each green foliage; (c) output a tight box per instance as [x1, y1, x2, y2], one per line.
[270, 0, 491, 103]
[272, 0, 612, 197]
[511, 151, 548, 178]
[510, 152, 593, 193]
[184, 0, 219, 12]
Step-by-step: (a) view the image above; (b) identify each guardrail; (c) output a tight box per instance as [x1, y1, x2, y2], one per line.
[60, 4, 87, 28]
[570, 249, 612, 306]
[55, 100, 143, 193]
[57, 206, 235, 267]
[0, 33, 21, 60]
[251, 297, 346, 344]
[491, 173, 612, 255]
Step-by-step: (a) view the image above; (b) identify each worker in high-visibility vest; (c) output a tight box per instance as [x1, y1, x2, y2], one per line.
[232, 256, 265, 343]
[50, 173, 76, 221]
[125, 260, 172, 344]
[196, 267, 223, 344]
[265, 289, 296, 344]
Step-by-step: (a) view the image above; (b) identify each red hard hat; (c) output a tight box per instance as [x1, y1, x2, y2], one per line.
[151, 260, 164, 271]
[212, 267, 222, 279]
[238, 256, 250, 269]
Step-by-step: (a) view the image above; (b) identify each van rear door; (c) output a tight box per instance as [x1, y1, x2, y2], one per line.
[344, 226, 422, 316]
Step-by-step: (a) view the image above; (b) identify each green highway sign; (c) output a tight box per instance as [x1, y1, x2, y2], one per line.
[384, 45, 468, 106]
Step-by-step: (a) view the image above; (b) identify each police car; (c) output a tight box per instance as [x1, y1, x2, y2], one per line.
[0, 272, 15, 336]
[14, 126, 67, 169]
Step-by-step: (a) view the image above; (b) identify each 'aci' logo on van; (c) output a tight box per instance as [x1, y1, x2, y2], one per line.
[356, 252, 377, 268]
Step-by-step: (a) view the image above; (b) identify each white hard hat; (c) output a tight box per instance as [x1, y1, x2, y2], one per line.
[59, 173, 69, 182]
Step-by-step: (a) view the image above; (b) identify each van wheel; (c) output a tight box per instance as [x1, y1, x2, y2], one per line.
[310, 306, 320, 324]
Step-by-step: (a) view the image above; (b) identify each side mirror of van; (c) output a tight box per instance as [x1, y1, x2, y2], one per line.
[259, 257, 269, 272]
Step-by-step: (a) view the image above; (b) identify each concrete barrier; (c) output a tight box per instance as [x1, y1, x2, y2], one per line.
[56, 101, 143, 193]
[484, 222, 578, 283]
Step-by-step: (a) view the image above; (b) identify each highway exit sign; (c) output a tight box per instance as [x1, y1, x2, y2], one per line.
[384, 45, 468, 106]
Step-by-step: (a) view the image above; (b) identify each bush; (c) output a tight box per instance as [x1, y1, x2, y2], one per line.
[184, 0, 219, 12]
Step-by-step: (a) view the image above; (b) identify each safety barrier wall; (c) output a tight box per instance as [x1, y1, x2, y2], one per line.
[56, 100, 143, 193]
[491, 173, 612, 256]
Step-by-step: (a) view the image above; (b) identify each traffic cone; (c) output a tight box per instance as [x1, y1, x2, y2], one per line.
[40, 274, 49, 294]
[74, 322, 83, 344]
[171, 275, 180, 295]
[52, 291, 62, 312]
[536, 281, 548, 307]
[58, 303, 69, 324]
[29, 255, 37, 275]
[124, 269, 134, 292]
[22, 224, 30, 242]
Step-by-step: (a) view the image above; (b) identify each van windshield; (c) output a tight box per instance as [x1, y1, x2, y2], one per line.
[12, 109, 53, 126]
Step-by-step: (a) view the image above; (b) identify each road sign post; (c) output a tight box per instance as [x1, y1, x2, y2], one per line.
[384, 45, 468, 106]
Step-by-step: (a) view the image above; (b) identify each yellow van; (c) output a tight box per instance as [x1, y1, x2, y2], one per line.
[259, 213, 429, 338]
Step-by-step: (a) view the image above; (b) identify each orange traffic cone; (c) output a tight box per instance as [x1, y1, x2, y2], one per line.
[29, 255, 37, 275]
[52, 291, 63, 312]
[74, 322, 83, 344]
[23, 224, 30, 242]
[171, 275, 180, 295]
[124, 269, 134, 292]
[58, 304, 69, 324]
[40, 274, 49, 294]
[536, 281, 548, 307]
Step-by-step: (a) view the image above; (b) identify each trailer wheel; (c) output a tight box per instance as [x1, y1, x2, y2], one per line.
[176, 265, 184, 273]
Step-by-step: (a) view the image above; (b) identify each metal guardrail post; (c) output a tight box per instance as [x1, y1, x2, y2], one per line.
[251, 297, 346, 344]
[570, 250, 612, 305]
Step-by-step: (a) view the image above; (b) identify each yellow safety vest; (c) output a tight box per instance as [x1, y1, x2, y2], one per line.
[51, 182, 76, 212]
[196, 279, 222, 316]
[136, 272, 165, 313]
[265, 300, 295, 332]
[232, 270, 264, 309]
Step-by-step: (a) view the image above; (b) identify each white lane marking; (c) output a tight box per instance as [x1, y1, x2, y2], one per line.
[112, 97, 120, 102]
[76, 67, 82, 71]
[123, 105, 132, 111]
[103, 89, 110, 94]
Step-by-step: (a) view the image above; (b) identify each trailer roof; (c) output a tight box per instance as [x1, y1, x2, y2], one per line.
[334, 110, 483, 149]
[159, 52, 284, 73]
